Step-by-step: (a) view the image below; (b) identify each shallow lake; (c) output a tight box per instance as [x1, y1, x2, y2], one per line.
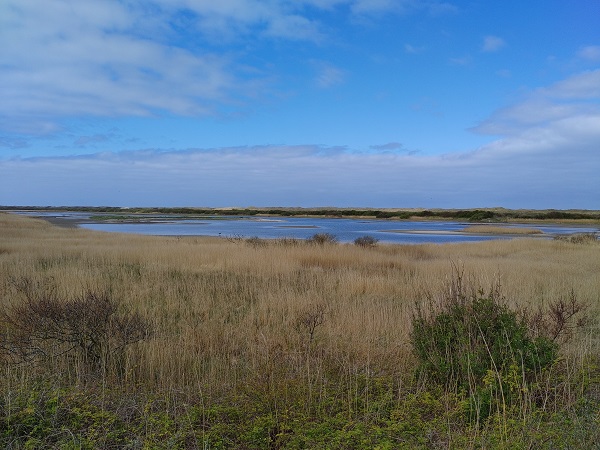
[13, 211, 600, 244]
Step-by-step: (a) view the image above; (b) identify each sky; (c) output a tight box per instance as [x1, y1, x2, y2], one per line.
[1, 0, 599, 209]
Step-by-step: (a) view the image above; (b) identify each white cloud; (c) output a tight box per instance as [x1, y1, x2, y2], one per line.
[541, 69, 600, 99]
[473, 69, 600, 135]
[349, 0, 456, 16]
[404, 43, 424, 54]
[314, 63, 346, 88]
[449, 56, 471, 66]
[74, 134, 113, 147]
[265, 14, 322, 40]
[577, 45, 600, 62]
[370, 142, 404, 151]
[2, 128, 598, 208]
[0, 0, 446, 136]
[351, 0, 399, 14]
[481, 35, 505, 52]
[0, 0, 262, 134]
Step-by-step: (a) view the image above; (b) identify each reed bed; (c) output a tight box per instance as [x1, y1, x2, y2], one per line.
[1, 212, 599, 447]
[462, 224, 544, 235]
[1, 213, 599, 387]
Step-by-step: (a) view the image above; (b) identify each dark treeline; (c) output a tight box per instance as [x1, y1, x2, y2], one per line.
[2, 206, 599, 222]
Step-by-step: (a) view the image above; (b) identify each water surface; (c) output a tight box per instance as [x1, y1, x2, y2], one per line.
[13, 211, 598, 244]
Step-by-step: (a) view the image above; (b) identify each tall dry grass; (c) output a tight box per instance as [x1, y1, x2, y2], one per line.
[1, 212, 599, 402]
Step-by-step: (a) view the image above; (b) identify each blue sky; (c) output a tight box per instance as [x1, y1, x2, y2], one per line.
[1, 0, 599, 208]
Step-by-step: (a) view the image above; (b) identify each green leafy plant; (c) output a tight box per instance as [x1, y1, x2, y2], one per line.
[410, 269, 558, 406]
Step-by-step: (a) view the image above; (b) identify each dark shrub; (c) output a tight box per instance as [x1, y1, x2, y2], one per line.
[274, 237, 302, 247]
[410, 270, 559, 413]
[354, 235, 379, 248]
[307, 233, 338, 245]
[246, 236, 268, 248]
[411, 294, 557, 392]
[554, 232, 599, 244]
[468, 210, 495, 222]
[1, 278, 151, 376]
[410, 274, 565, 422]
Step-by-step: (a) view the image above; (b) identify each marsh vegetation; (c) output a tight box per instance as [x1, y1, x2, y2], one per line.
[0, 212, 598, 448]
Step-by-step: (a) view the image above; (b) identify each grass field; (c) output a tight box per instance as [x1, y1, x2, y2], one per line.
[1, 212, 599, 448]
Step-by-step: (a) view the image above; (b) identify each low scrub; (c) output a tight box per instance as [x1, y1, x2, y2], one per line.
[1, 277, 151, 378]
[307, 233, 338, 245]
[410, 267, 587, 422]
[354, 235, 379, 247]
[554, 232, 599, 244]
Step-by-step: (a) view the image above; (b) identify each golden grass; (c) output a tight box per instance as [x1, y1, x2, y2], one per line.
[462, 224, 544, 235]
[1, 212, 599, 394]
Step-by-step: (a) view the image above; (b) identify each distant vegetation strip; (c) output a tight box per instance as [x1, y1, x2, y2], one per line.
[3, 206, 600, 222]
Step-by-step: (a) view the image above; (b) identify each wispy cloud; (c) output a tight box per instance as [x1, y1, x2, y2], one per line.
[577, 45, 600, 62]
[370, 142, 404, 151]
[0, 0, 453, 138]
[0, 137, 28, 150]
[74, 134, 113, 148]
[314, 62, 346, 88]
[473, 69, 600, 135]
[449, 55, 472, 66]
[481, 35, 505, 52]
[6, 68, 596, 208]
[0, 0, 263, 135]
[404, 43, 424, 54]
[350, 0, 457, 16]
[2, 124, 598, 208]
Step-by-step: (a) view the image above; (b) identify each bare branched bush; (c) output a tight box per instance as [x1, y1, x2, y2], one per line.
[273, 237, 302, 247]
[224, 234, 245, 243]
[523, 289, 588, 344]
[1, 277, 151, 376]
[307, 233, 338, 245]
[354, 235, 379, 248]
[245, 236, 268, 248]
[294, 303, 327, 346]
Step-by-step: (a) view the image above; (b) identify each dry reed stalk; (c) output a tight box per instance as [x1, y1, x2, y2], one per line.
[1, 212, 598, 395]
[462, 225, 544, 235]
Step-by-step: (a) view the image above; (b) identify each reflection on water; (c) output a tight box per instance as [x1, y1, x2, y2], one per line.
[13, 211, 598, 245]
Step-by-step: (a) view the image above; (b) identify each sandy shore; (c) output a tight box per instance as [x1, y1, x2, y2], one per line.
[380, 227, 546, 237]
[36, 216, 84, 229]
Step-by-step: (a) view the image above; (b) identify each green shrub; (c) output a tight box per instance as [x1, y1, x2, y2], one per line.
[468, 210, 496, 222]
[410, 271, 561, 420]
[411, 293, 558, 393]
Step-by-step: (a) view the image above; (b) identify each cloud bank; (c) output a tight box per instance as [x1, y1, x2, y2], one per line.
[0, 0, 453, 135]
[2, 65, 598, 209]
[2, 117, 598, 208]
